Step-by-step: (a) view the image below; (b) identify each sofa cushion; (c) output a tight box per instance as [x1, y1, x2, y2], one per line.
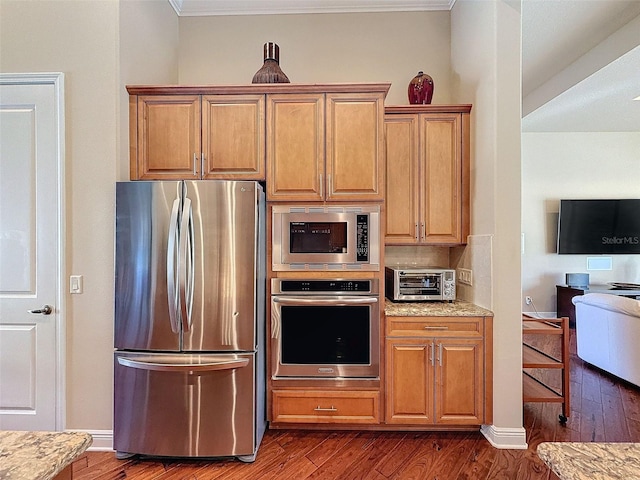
[572, 293, 640, 317]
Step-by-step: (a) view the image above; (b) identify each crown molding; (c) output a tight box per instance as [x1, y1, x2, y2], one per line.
[169, 0, 454, 17]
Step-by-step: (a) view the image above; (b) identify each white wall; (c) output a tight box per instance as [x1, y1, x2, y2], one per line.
[0, 0, 119, 431]
[522, 132, 640, 314]
[451, 0, 526, 447]
[0, 0, 178, 439]
[177, 11, 451, 106]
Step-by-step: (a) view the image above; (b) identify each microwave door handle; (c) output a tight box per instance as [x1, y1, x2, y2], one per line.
[166, 198, 181, 334]
[272, 296, 378, 305]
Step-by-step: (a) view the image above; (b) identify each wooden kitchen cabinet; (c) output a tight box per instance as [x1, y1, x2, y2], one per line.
[384, 105, 471, 245]
[271, 390, 380, 424]
[128, 89, 265, 180]
[201, 94, 265, 179]
[130, 95, 201, 180]
[267, 91, 386, 202]
[385, 316, 490, 426]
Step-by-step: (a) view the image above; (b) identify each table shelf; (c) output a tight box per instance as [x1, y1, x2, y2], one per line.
[522, 314, 570, 423]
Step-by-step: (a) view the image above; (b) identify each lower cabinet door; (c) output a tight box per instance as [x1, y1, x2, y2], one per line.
[435, 339, 484, 424]
[272, 390, 380, 424]
[385, 339, 434, 424]
[385, 337, 485, 426]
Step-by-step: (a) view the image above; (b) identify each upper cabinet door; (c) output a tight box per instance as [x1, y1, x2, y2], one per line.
[384, 105, 471, 246]
[420, 113, 462, 244]
[326, 92, 385, 202]
[385, 114, 420, 244]
[201, 94, 266, 180]
[266, 94, 325, 201]
[132, 95, 201, 180]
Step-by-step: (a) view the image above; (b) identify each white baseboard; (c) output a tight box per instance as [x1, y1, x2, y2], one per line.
[481, 424, 528, 449]
[66, 429, 113, 451]
[68, 426, 528, 452]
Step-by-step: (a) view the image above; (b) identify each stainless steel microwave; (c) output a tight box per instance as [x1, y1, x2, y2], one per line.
[271, 205, 380, 271]
[385, 266, 456, 301]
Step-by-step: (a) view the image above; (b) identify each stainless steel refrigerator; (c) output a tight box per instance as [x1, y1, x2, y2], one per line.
[113, 180, 266, 462]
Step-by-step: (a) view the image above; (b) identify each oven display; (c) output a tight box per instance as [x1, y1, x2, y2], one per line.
[289, 222, 347, 254]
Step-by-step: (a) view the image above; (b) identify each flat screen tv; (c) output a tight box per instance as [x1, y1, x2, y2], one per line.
[557, 199, 640, 254]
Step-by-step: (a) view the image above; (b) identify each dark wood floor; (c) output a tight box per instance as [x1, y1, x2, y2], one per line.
[73, 330, 640, 479]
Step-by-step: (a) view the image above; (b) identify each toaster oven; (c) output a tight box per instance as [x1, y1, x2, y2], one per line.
[385, 266, 456, 302]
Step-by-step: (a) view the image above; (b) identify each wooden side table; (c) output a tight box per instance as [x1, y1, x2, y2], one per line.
[556, 285, 585, 328]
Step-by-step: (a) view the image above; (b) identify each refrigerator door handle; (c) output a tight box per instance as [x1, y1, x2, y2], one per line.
[166, 198, 181, 333]
[117, 356, 250, 372]
[178, 196, 194, 332]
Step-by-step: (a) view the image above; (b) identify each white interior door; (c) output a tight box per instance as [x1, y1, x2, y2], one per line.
[0, 73, 64, 431]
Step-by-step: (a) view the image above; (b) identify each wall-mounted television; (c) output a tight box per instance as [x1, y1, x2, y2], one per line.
[557, 199, 640, 254]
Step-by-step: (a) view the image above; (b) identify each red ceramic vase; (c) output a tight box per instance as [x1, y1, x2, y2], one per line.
[408, 71, 434, 104]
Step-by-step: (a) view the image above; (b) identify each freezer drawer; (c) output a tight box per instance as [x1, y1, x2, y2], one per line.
[114, 351, 258, 458]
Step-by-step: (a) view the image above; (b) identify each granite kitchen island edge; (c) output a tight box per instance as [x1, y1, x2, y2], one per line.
[0, 431, 92, 480]
[537, 441, 640, 480]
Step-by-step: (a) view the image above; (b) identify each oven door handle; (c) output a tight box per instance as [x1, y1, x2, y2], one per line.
[272, 296, 379, 305]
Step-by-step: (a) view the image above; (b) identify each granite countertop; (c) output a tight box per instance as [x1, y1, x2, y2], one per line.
[0, 431, 93, 480]
[384, 298, 493, 317]
[537, 442, 640, 480]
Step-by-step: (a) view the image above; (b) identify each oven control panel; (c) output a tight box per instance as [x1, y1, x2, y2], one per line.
[273, 279, 378, 294]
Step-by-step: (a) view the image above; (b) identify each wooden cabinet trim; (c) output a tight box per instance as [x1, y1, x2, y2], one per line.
[127, 83, 391, 96]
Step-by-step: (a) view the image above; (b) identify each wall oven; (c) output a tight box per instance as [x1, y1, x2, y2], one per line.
[271, 204, 380, 271]
[271, 278, 379, 379]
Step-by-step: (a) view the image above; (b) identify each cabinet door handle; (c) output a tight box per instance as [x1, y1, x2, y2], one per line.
[415, 223, 419, 240]
[193, 153, 198, 176]
[421, 222, 426, 240]
[430, 342, 435, 366]
[319, 173, 324, 198]
[314, 405, 337, 412]
[424, 326, 449, 330]
[438, 343, 443, 366]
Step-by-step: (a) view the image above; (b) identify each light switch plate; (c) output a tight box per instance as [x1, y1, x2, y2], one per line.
[70, 275, 83, 294]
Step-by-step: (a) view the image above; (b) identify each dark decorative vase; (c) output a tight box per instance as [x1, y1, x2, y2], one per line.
[252, 42, 290, 84]
[408, 71, 434, 104]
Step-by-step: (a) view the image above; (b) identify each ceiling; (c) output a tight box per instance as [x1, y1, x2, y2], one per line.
[169, 0, 640, 132]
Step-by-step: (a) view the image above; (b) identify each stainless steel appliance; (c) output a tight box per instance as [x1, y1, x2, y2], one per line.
[271, 278, 379, 378]
[113, 180, 266, 462]
[271, 204, 380, 271]
[385, 266, 456, 302]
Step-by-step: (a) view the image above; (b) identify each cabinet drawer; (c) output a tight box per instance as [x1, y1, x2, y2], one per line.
[386, 316, 483, 337]
[272, 390, 380, 424]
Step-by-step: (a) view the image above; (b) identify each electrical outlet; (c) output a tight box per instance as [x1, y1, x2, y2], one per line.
[525, 295, 532, 305]
[458, 268, 473, 286]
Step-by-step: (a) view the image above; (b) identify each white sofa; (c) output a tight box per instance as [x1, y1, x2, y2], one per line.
[572, 293, 640, 387]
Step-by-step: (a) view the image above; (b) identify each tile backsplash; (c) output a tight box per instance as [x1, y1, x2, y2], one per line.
[385, 246, 450, 268]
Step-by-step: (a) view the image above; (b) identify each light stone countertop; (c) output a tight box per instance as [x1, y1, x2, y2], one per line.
[537, 442, 640, 480]
[384, 298, 493, 317]
[0, 430, 93, 480]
